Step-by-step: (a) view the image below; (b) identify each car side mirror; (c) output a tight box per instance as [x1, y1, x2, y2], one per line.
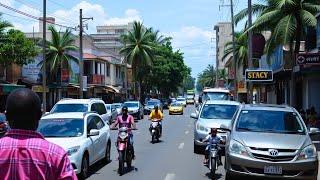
[309, 128, 320, 135]
[112, 108, 116, 112]
[190, 113, 197, 119]
[220, 124, 231, 132]
[88, 129, 100, 136]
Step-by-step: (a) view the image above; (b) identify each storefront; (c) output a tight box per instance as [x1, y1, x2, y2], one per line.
[0, 84, 26, 110]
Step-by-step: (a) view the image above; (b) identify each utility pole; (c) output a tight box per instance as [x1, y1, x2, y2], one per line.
[124, 56, 128, 100]
[248, 0, 253, 104]
[42, 0, 46, 113]
[230, 0, 237, 101]
[79, 9, 93, 99]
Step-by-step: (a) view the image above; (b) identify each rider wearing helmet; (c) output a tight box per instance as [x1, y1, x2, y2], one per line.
[148, 105, 163, 135]
[112, 106, 137, 159]
[202, 128, 225, 165]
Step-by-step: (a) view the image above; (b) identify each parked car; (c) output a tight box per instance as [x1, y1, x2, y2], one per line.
[123, 101, 144, 120]
[144, 100, 163, 115]
[38, 112, 111, 179]
[50, 98, 109, 122]
[112, 103, 122, 115]
[190, 100, 240, 153]
[222, 104, 319, 180]
[169, 103, 184, 115]
[177, 98, 187, 107]
[105, 104, 118, 124]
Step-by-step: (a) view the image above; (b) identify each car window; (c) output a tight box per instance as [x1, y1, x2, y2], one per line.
[51, 104, 88, 113]
[200, 104, 238, 119]
[236, 110, 306, 134]
[93, 116, 105, 129]
[92, 103, 106, 115]
[123, 102, 139, 107]
[105, 105, 111, 111]
[87, 116, 98, 133]
[203, 92, 229, 100]
[37, 118, 84, 137]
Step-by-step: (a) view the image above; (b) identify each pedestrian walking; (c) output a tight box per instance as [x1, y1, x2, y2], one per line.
[0, 88, 77, 180]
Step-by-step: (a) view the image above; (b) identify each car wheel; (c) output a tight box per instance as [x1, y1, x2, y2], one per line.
[79, 154, 89, 180]
[194, 142, 201, 154]
[141, 114, 144, 119]
[181, 112, 184, 115]
[103, 142, 111, 164]
[225, 172, 236, 180]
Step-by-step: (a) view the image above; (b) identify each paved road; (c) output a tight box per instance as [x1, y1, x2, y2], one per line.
[87, 106, 222, 180]
[87, 106, 320, 180]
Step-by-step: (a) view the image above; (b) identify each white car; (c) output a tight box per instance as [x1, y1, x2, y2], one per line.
[177, 98, 187, 107]
[38, 112, 111, 179]
[112, 103, 122, 115]
[50, 98, 109, 123]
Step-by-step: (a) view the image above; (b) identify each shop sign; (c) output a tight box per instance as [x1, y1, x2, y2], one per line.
[32, 85, 49, 93]
[61, 69, 69, 83]
[296, 53, 320, 65]
[237, 80, 247, 93]
[83, 76, 87, 91]
[127, 69, 133, 82]
[245, 70, 273, 82]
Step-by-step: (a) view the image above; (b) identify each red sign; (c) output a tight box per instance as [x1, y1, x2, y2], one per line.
[229, 70, 235, 78]
[61, 69, 69, 83]
[93, 74, 102, 84]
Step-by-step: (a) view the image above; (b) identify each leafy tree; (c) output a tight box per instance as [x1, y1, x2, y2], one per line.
[183, 75, 195, 91]
[0, 29, 39, 68]
[217, 68, 229, 81]
[38, 26, 78, 83]
[196, 65, 216, 89]
[0, 13, 12, 35]
[120, 21, 155, 99]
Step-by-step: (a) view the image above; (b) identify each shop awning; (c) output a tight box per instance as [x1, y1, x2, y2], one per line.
[0, 84, 26, 93]
[105, 85, 123, 93]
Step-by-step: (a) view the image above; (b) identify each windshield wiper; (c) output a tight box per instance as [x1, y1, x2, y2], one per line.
[237, 127, 254, 131]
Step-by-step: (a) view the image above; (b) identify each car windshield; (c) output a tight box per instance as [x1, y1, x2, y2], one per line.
[203, 92, 229, 100]
[147, 101, 159, 105]
[236, 110, 306, 134]
[187, 97, 193, 100]
[51, 104, 88, 113]
[200, 104, 238, 119]
[113, 104, 122, 108]
[123, 102, 139, 107]
[171, 103, 181, 107]
[105, 105, 111, 111]
[177, 98, 185, 101]
[37, 119, 84, 137]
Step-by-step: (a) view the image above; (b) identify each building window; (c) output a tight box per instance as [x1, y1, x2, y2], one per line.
[106, 64, 110, 77]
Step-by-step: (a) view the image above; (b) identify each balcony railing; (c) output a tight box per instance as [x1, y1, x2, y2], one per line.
[86, 74, 105, 85]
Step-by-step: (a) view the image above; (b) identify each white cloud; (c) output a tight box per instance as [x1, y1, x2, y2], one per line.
[18, 5, 41, 17]
[103, 8, 141, 25]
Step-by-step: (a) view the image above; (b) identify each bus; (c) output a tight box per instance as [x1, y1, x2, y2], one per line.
[186, 90, 195, 104]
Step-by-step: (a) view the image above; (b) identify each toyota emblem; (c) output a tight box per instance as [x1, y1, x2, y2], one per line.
[268, 149, 279, 157]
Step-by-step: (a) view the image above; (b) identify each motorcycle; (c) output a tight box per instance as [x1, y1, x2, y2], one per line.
[208, 142, 221, 179]
[112, 127, 137, 176]
[149, 119, 161, 144]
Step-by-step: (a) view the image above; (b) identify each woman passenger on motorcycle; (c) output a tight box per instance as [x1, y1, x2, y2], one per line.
[112, 106, 137, 159]
[202, 128, 225, 165]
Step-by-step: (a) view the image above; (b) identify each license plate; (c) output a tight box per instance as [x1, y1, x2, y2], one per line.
[174, 110, 177, 112]
[264, 166, 282, 174]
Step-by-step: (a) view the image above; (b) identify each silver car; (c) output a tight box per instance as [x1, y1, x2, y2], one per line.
[190, 100, 240, 153]
[105, 104, 118, 124]
[222, 104, 319, 180]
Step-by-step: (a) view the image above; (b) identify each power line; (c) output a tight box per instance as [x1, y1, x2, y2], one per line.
[13, 0, 78, 25]
[2, 11, 38, 23]
[173, 41, 212, 49]
[47, 0, 79, 14]
[0, 2, 76, 30]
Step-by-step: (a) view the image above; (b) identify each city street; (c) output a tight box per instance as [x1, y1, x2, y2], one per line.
[87, 106, 226, 180]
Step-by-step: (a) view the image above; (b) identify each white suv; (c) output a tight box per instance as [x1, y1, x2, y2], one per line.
[38, 112, 111, 179]
[50, 99, 109, 123]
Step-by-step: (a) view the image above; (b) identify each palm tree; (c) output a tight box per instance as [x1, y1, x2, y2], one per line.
[120, 21, 155, 99]
[0, 13, 12, 35]
[38, 26, 79, 83]
[217, 68, 229, 81]
[222, 31, 248, 69]
[197, 65, 216, 88]
[147, 27, 171, 45]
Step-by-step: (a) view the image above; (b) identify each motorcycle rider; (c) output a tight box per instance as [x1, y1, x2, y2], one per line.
[148, 105, 163, 135]
[112, 106, 137, 159]
[202, 128, 225, 165]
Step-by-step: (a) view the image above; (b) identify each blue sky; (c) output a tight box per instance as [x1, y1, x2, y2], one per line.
[1, 0, 258, 78]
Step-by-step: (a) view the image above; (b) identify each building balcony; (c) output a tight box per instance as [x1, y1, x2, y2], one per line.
[94, 41, 124, 48]
[91, 34, 121, 39]
[86, 74, 105, 85]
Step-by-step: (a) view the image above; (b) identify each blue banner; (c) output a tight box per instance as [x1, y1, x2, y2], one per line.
[259, 46, 283, 72]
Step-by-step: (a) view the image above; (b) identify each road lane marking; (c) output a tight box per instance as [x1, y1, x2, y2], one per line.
[164, 173, 175, 180]
[137, 132, 140, 134]
[178, 143, 184, 149]
[185, 131, 189, 134]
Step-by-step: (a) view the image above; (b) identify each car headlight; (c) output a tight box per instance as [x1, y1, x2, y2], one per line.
[196, 122, 209, 132]
[229, 139, 248, 156]
[67, 146, 80, 156]
[299, 144, 317, 159]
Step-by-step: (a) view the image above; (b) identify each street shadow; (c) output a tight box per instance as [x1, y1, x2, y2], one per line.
[205, 172, 223, 179]
[111, 166, 138, 176]
[149, 139, 164, 144]
[87, 160, 113, 177]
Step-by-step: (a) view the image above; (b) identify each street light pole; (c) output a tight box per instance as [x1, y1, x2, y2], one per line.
[79, 9, 83, 99]
[248, 0, 253, 104]
[230, 0, 237, 100]
[42, 0, 46, 113]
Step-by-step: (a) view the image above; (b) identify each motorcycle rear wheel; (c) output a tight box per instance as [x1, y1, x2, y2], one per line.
[118, 151, 124, 176]
[152, 134, 156, 144]
[127, 149, 132, 168]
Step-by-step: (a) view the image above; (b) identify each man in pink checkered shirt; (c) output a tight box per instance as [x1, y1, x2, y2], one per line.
[0, 88, 77, 180]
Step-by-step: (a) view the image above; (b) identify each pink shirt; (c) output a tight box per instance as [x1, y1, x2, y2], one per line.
[0, 129, 77, 180]
[115, 115, 135, 134]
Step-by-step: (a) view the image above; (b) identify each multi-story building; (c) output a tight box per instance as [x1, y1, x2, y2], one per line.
[214, 22, 232, 70]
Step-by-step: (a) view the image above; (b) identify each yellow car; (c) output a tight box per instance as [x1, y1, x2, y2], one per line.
[169, 103, 184, 115]
[186, 98, 194, 105]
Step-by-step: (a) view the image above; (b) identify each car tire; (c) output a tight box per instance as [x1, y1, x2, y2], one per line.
[181, 112, 184, 115]
[225, 172, 236, 180]
[79, 154, 89, 180]
[103, 142, 111, 164]
[141, 114, 144, 119]
[194, 142, 201, 154]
